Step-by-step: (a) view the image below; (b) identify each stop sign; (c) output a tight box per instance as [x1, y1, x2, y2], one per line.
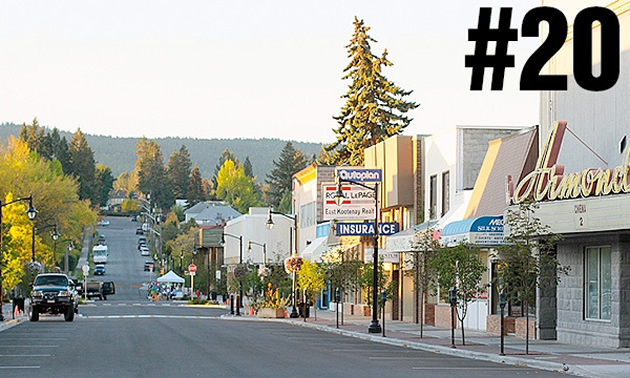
[188, 264, 197, 273]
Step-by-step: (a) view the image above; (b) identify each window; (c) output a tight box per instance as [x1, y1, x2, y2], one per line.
[429, 175, 437, 219]
[585, 246, 611, 320]
[441, 171, 450, 216]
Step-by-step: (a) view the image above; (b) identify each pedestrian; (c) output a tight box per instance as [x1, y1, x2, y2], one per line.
[196, 289, 200, 299]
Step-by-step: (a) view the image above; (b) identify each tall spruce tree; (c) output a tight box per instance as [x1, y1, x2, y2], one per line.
[94, 164, 115, 207]
[187, 165, 207, 207]
[68, 128, 97, 203]
[18, 118, 45, 154]
[167, 145, 192, 200]
[135, 137, 173, 209]
[323, 17, 419, 165]
[42, 128, 71, 174]
[264, 142, 307, 208]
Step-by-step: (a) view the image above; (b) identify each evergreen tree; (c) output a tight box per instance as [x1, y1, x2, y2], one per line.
[167, 145, 192, 200]
[68, 128, 97, 203]
[18, 118, 45, 154]
[187, 165, 207, 207]
[135, 137, 173, 210]
[323, 17, 419, 165]
[42, 128, 71, 173]
[94, 164, 115, 207]
[243, 156, 254, 178]
[264, 142, 307, 208]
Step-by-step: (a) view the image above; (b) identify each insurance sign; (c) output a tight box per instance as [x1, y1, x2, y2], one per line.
[322, 184, 376, 221]
[336, 222, 399, 236]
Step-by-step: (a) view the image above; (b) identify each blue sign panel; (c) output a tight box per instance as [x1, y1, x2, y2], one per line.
[336, 222, 399, 236]
[336, 168, 382, 182]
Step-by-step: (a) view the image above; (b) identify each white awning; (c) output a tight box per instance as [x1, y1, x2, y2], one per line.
[157, 270, 185, 283]
[301, 236, 329, 262]
[386, 220, 438, 253]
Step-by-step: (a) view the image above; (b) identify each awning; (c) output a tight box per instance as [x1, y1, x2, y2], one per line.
[386, 220, 439, 253]
[301, 236, 329, 262]
[157, 270, 185, 284]
[440, 216, 504, 247]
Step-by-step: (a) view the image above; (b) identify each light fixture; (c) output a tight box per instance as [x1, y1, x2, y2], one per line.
[51, 228, 60, 241]
[220, 234, 226, 246]
[26, 199, 38, 220]
[265, 207, 274, 230]
[334, 180, 345, 206]
[247, 241, 252, 252]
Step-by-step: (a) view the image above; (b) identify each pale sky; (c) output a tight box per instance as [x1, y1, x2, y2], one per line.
[0, 1, 542, 143]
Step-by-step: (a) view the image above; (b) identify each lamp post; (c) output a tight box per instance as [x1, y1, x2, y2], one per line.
[221, 232, 243, 316]
[266, 207, 299, 318]
[499, 291, 507, 356]
[33, 223, 58, 267]
[247, 240, 267, 268]
[59, 239, 74, 274]
[449, 287, 457, 349]
[0, 195, 37, 321]
[333, 177, 381, 334]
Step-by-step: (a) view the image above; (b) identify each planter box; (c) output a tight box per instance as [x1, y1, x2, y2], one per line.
[515, 316, 536, 339]
[486, 314, 515, 335]
[258, 308, 285, 318]
[354, 304, 371, 317]
[434, 304, 456, 329]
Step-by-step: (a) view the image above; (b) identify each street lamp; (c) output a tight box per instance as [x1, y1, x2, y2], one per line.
[59, 239, 74, 274]
[247, 240, 267, 268]
[266, 207, 299, 318]
[221, 232, 243, 316]
[333, 176, 382, 334]
[33, 223, 58, 266]
[0, 195, 37, 321]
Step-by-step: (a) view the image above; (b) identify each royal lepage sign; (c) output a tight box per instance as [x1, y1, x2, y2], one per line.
[322, 184, 376, 221]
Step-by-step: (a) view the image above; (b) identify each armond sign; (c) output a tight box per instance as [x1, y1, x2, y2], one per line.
[510, 120, 630, 204]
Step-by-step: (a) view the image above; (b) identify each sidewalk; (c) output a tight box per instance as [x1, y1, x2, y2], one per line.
[0, 302, 27, 332]
[228, 308, 630, 378]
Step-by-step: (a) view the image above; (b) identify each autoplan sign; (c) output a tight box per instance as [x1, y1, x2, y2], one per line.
[336, 222, 399, 236]
[335, 168, 382, 182]
[322, 184, 376, 221]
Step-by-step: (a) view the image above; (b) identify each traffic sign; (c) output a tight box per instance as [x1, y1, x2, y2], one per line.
[82, 264, 90, 274]
[188, 264, 197, 273]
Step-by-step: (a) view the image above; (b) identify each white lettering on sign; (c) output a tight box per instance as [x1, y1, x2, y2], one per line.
[337, 169, 382, 182]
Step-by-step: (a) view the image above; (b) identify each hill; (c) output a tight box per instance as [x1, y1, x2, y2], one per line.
[0, 123, 323, 180]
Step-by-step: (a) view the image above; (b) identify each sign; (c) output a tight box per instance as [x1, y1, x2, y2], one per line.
[441, 216, 504, 247]
[82, 264, 90, 274]
[322, 184, 376, 221]
[510, 120, 630, 204]
[336, 222, 399, 236]
[363, 247, 399, 264]
[188, 264, 197, 273]
[336, 168, 382, 182]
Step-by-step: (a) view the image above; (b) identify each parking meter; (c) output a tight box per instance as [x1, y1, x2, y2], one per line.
[449, 288, 457, 306]
[380, 289, 387, 305]
[335, 288, 341, 303]
[499, 292, 507, 310]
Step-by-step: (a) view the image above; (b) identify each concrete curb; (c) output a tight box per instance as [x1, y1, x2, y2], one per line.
[0, 317, 24, 332]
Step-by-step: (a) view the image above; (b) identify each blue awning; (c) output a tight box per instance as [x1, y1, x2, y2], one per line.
[441, 216, 504, 247]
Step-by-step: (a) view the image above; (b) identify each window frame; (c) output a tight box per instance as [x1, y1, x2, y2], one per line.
[584, 245, 612, 322]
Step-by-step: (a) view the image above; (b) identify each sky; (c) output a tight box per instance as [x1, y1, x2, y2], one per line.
[0, 1, 542, 144]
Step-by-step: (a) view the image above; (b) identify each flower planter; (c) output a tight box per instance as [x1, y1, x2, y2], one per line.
[258, 308, 285, 318]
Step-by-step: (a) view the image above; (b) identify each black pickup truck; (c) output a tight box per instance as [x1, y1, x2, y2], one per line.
[29, 273, 79, 322]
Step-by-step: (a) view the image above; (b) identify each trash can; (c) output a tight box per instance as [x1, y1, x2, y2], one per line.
[298, 302, 310, 318]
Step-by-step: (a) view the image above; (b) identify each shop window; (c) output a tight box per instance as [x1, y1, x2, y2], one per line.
[441, 171, 450, 216]
[429, 175, 437, 219]
[585, 246, 611, 321]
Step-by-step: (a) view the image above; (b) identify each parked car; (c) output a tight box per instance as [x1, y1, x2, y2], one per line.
[136, 227, 143, 235]
[97, 234, 107, 245]
[140, 246, 150, 256]
[29, 273, 78, 322]
[94, 264, 106, 276]
[98, 219, 110, 227]
[130, 215, 137, 222]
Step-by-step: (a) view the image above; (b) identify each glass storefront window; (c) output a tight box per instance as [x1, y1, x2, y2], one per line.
[585, 246, 611, 321]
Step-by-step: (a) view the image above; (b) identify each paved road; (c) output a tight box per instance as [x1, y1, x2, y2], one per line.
[0, 216, 567, 377]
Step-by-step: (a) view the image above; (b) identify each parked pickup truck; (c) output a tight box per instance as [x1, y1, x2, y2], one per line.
[85, 280, 116, 300]
[29, 273, 79, 322]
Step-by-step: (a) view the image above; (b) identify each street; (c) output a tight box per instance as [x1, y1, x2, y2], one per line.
[0, 217, 565, 377]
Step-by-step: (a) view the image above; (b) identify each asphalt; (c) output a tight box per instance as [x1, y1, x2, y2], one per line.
[219, 307, 630, 378]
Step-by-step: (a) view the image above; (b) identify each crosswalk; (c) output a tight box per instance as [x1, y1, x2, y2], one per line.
[80, 302, 182, 307]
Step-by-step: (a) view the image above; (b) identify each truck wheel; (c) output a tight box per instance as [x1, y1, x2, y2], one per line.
[64, 306, 74, 322]
[29, 306, 39, 322]
[103, 295, 107, 301]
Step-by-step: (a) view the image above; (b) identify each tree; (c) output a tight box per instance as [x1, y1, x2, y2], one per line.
[264, 142, 307, 208]
[496, 201, 568, 354]
[113, 171, 138, 198]
[276, 189, 292, 214]
[431, 242, 486, 345]
[18, 118, 45, 154]
[243, 156, 254, 179]
[297, 260, 326, 320]
[211, 149, 239, 199]
[323, 17, 419, 165]
[135, 137, 173, 210]
[167, 145, 192, 200]
[404, 228, 439, 337]
[68, 128, 97, 204]
[187, 165, 207, 207]
[94, 164, 114, 207]
[216, 159, 260, 213]
[41, 128, 71, 174]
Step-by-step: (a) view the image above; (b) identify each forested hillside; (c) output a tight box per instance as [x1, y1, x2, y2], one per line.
[0, 123, 322, 180]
